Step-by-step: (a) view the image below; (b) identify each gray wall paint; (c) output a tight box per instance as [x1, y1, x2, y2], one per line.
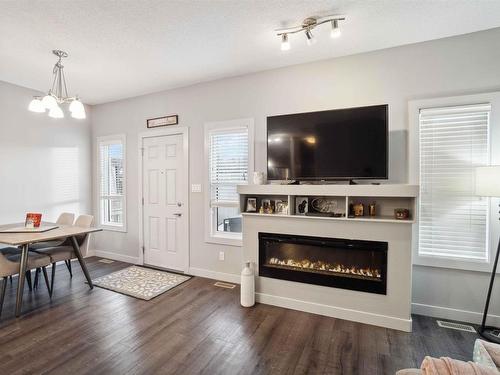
[91, 28, 500, 319]
[0, 81, 92, 227]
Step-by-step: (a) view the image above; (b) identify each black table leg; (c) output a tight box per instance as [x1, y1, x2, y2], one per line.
[70, 236, 93, 289]
[15, 244, 29, 317]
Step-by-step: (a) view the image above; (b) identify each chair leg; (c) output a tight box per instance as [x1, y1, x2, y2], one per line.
[34, 268, 40, 289]
[65, 260, 73, 278]
[41, 267, 51, 298]
[25, 270, 32, 291]
[0, 277, 7, 318]
[50, 263, 56, 297]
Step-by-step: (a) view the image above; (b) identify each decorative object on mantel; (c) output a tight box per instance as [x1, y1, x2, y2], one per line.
[275, 14, 345, 51]
[28, 50, 86, 119]
[394, 208, 410, 220]
[353, 203, 364, 217]
[475, 166, 500, 344]
[275, 201, 288, 215]
[146, 114, 179, 128]
[240, 261, 255, 307]
[253, 171, 266, 185]
[246, 197, 257, 212]
[368, 202, 377, 217]
[262, 199, 272, 214]
[296, 197, 308, 215]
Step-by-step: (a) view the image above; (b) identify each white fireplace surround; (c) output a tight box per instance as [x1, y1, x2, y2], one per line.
[238, 184, 418, 332]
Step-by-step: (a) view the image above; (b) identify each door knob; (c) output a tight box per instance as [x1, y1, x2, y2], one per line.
[177, 202, 183, 207]
[173, 213, 182, 217]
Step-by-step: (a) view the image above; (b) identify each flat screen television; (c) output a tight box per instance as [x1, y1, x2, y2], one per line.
[267, 104, 388, 181]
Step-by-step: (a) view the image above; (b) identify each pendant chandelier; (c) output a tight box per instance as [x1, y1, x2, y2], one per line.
[28, 50, 86, 119]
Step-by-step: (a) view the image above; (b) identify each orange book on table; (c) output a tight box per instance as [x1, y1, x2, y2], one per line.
[25, 213, 42, 228]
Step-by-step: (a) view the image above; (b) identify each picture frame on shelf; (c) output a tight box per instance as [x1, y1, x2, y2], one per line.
[295, 197, 308, 215]
[246, 197, 257, 212]
[275, 201, 288, 215]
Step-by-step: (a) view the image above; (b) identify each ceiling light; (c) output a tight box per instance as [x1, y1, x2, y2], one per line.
[275, 15, 345, 51]
[28, 97, 45, 113]
[48, 105, 64, 119]
[28, 50, 86, 119]
[305, 29, 316, 45]
[331, 19, 341, 38]
[281, 34, 290, 51]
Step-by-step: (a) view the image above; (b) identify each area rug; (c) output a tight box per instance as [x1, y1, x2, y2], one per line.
[92, 265, 191, 300]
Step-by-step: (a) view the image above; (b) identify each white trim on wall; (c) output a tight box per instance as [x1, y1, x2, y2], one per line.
[95, 133, 127, 233]
[203, 118, 255, 247]
[137, 126, 190, 271]
[408, 91, 500, 273]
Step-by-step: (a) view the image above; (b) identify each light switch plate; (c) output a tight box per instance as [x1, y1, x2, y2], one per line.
[191, 184, 202, 193]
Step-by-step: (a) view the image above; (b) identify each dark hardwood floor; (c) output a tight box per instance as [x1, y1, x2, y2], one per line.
[0, 257, 479, 375]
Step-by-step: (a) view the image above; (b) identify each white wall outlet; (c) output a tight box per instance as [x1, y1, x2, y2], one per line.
[191, 184, 202, 193]
[219, 251, 225, 261]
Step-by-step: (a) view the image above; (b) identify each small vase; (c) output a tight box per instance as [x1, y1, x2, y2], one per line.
[240, 261, 255, 307]
[253, 172, 265, 185]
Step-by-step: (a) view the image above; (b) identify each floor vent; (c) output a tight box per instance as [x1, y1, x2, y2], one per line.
[437, 320, 476, 333]
[98, 259, 115, 264]
[214, 281, 236, 289]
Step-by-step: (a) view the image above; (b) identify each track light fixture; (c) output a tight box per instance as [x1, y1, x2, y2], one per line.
[276, 15, 345, 50]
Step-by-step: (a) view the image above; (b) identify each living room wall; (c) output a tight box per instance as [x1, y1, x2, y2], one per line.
[91, 27, 500, 323]
[0, 81, 92, 228]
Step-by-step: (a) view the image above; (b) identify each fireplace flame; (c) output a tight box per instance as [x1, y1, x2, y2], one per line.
[267, 257, 381, 279]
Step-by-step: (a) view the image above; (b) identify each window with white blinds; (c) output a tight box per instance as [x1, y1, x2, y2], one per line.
[97, 135, 126, 230]
[209, 127, 249, 235]
[418, 104, 490, 261]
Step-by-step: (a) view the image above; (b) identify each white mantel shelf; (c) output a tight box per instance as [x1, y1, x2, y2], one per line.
[237, 184, 419, 197]
[241, 212, 414, 224]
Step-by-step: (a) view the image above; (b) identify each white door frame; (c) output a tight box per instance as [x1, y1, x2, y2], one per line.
[138, 126, 190, 272]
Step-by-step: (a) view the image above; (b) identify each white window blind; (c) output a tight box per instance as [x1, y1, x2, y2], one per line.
[418, 104, 490, 261]
[209, 127, 248, 234]
[98, 137, 125, 228]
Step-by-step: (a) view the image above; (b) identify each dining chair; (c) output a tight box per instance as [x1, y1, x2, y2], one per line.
[0, 251, 52, 317]
[31, 212, 75, 287]
[33, 214, 94, 296]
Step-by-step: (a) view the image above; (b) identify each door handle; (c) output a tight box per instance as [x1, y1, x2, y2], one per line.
[173, 213, 182, 217]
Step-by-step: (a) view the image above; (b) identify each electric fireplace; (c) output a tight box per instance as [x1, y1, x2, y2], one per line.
[259, 232, 388, 294]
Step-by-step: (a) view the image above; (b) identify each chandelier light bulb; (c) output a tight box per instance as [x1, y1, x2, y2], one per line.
[281, 34, 290, 51]
[28, 97, 45, 113]
[48, 105, 64, 119]
[69, 98, 84, 113]
[41, 94, 58, 110]
[71, 107, 86, 119]
[331, 19, 341, 38]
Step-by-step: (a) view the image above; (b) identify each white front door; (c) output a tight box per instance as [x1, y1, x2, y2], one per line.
[142, 133, 187, 272]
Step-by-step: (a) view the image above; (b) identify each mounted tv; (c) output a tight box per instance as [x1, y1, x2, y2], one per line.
[267, 104, 388, 181]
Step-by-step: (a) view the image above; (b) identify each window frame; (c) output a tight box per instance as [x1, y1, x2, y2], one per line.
[409, 92, 500, 272]
[96, 134, 127, 233]
[204, 118, 254, 247]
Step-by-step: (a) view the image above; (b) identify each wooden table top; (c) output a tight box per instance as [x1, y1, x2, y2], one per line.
[0, 223, 102, 245]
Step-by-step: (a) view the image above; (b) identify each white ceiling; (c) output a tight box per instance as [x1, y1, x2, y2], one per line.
[1, 0, 500, 105]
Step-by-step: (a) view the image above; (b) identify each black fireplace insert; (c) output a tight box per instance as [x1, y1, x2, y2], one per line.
[259, 232, 388, 294]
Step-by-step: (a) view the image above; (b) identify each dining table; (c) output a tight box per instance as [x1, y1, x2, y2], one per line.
[0, 223, 102, 316]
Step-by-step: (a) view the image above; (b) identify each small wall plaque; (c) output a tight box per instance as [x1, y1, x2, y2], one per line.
[147, 115, 178, 128]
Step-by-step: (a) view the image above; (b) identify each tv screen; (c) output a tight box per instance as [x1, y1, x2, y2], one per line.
[267, 105, 388, 181]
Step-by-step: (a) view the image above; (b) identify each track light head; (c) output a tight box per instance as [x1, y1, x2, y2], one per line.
[281, 34, 290, 51]
[305, 29, 316, 45]
[331, 19, 341, 38]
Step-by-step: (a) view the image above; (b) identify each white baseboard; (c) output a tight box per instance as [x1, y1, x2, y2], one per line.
[188, 267, 240, 284]
[412, 302, 500, 326]
[91, 249, 141, 265]
[256, 292, 412, 332]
